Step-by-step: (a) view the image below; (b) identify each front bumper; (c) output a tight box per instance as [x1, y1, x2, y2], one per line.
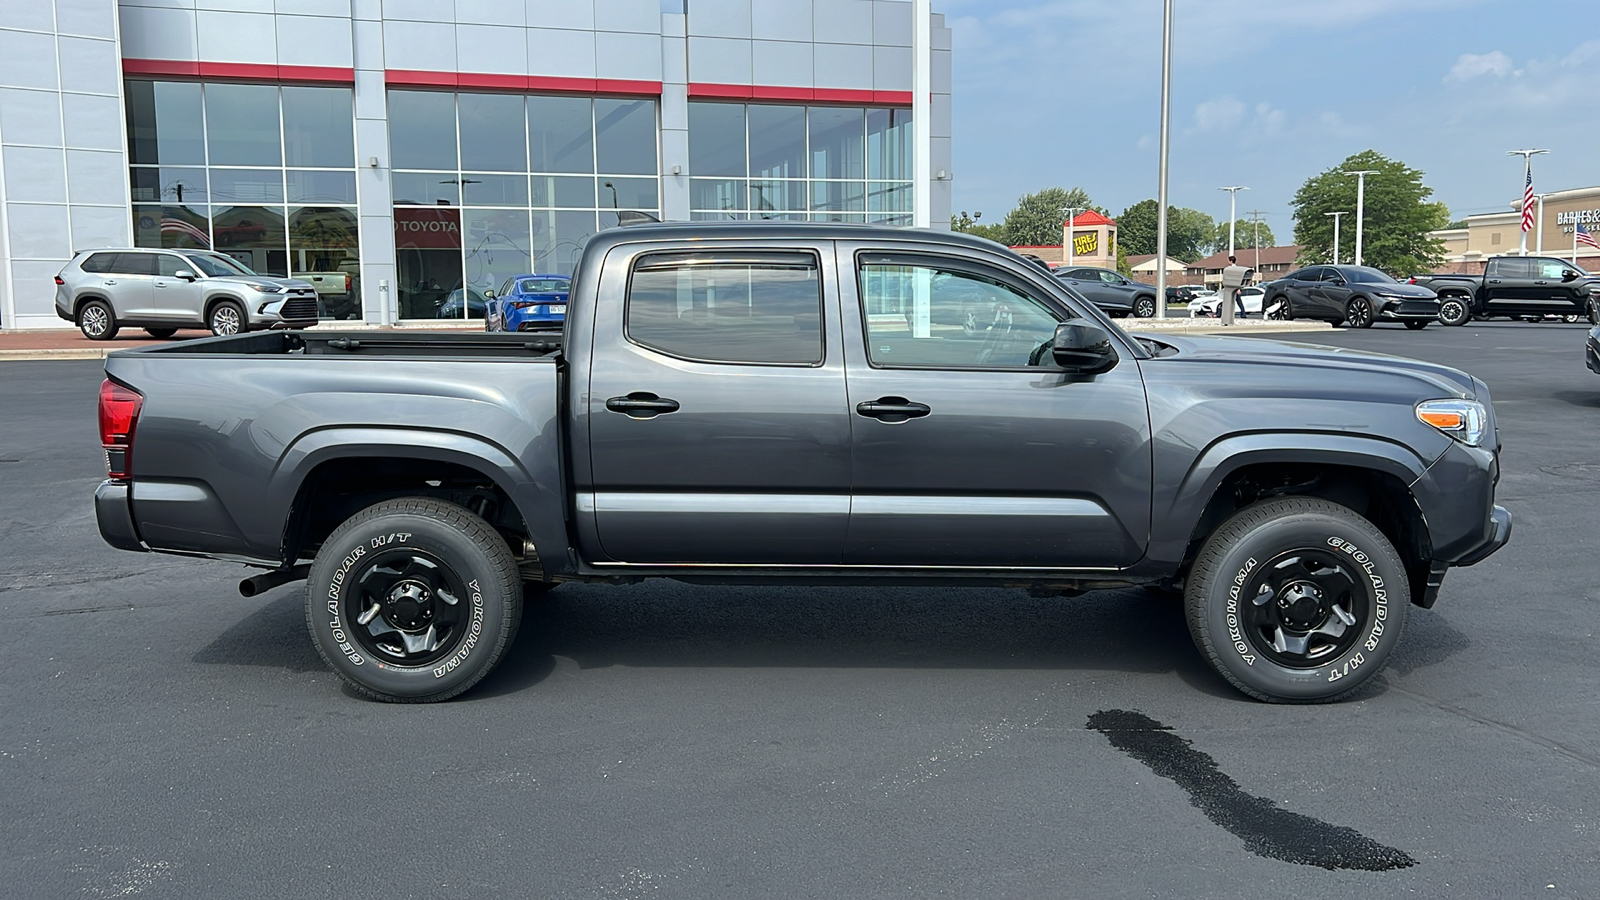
[95, 480, 146, 552]
[1376, 297, 1440, 321]
[1455, 505, 1513, 566]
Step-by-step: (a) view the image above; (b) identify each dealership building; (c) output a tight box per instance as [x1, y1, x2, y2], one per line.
[0, 0, 952, 329]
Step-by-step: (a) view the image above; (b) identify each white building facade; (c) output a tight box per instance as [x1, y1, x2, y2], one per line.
[0, 0, 953, 329]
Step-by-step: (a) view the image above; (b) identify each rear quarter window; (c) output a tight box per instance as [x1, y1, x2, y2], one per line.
[79, 253, 117, 274]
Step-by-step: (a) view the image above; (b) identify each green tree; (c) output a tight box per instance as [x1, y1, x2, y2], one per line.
[1291, 150, 1449, 275]
[1001, 186, 1095, 247]
[1115, 238, 1132, 277]
[950, 211, 1007, 243]
[1114, 199, 1212, 260]
[1212, 219, 1276, 252]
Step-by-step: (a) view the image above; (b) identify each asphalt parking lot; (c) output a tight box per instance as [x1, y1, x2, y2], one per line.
[3, 320, 1598, 898]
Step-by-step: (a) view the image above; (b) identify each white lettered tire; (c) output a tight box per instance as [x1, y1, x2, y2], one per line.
[306, 497, 522, 702]
[1185, 497, 1409, 703]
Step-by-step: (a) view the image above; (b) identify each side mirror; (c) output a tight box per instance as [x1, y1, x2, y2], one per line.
[484, 289, 496, 298]
[1051, 322, 1118, 374]
[1562, 271, 1578, 282]
[176, 270, 196, 281]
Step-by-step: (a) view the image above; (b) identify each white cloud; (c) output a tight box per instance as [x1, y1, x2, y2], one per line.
[1445, 50, 1514, 83]
[1194, 96, 1247, 132]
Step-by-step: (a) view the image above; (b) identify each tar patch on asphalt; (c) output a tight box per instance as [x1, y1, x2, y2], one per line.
[1087, 709, 1415, 871]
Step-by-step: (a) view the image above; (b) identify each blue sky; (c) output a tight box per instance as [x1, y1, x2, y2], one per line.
[942, 0, 1599, 240]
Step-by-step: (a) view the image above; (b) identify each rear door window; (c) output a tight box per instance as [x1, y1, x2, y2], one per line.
[626, 251, 824, 365]
[1491, 258, 1532, 278]
[79, 253, 117, 274]
[111, 252, 159, 276]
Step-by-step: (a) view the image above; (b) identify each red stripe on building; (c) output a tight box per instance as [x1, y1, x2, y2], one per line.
[122, 59, 354, 83]
[388, 71, 662, 96]
[689, 84, 913, 106]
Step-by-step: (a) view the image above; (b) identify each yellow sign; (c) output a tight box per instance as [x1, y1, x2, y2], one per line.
[1071, 231, 1099, 256]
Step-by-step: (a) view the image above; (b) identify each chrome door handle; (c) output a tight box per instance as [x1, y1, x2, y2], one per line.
[103, 280, 118, 285]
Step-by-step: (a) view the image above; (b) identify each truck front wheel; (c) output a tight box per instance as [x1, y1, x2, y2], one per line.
[306, 497, 522, 702]
[1184, 497, 1408, 703]
[1438, 297, 1470, 326]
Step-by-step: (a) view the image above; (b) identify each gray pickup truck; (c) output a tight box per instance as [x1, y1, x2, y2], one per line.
[94, 222, 1511, 704]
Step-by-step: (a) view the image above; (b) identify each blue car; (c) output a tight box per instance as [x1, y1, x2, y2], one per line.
[487, 274, 571, 332]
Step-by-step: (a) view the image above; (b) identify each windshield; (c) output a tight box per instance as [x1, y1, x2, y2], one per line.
[518, 278, 570, 293]
[183, 252, 255, 278]
[1345, 267, 1396, 284]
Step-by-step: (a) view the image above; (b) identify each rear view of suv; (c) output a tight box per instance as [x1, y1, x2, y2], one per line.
[55, 249, 320, 340]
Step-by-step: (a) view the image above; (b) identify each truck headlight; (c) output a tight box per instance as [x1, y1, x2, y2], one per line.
[1416, 399, 1486, 446]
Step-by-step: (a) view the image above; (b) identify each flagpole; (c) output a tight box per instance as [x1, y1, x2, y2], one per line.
[1507, 148, 1549, 257]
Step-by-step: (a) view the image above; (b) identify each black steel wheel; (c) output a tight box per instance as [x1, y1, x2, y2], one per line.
[1438, 296, 1470, 326]
[1345, 296, 1374, 328]
[1185, 497, 1408, 702]
[1404, 320, 1428, 330]
[1266, 296, 1291, 320]
[78, 300, 118, 341]
[306, 497, 522, 702]
[1133, 295, 1157, 318]
[208, 300, 246, 336]
[1588, 298, 1599, 325]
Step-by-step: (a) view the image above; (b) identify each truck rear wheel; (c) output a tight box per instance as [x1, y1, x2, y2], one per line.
[1184, 497, 1408, 703]
[306, 497, 522, 702]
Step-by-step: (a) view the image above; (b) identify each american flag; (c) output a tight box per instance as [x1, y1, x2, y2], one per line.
[1521, 170, 1536, 233]
[1578, 222, 1600, 251]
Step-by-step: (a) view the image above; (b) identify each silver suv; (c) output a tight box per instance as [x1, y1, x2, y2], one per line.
[54, 249, 320, 340]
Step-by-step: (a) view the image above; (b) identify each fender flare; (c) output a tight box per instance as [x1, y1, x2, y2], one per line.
[265, 426, 567, 575]
[1151, 432, 1432, 560]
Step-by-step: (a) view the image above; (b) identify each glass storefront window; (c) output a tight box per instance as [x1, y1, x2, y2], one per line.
[595, 98, 657, 175]
[209, 168, 285, 204]
[283, 86, 355, 168]
[533, 175, 596, 209]
[133, 204, 211, 249]
[126, 81, 204, 165]
[460, 93, 528, 172]
[689, 101, 912, 223]
[749, 105, 806, 179]
[601, 177, 657, 211]
[460, 174, 529, 207]
[463, 208, 533, 301]
[128, 79, 361, 318]
[205, 83, 283, 167]
[213, 205, 287, 275]
[388, 90, 459, 171]
[529, 95, 594, 174]
[391, 172, 460, 206]
[287, 170, 357, 204]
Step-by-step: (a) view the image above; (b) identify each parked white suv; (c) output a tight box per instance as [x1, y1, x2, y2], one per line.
[54, 249, 320, 340]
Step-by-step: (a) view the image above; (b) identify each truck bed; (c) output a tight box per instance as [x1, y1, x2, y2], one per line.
[126, 328, 563, 359]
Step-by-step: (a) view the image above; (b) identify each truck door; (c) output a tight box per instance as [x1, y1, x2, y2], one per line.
[839, 245, 1152, 568]
[1482, 257, 1534, 315]
[1530, 258, 1588, 315]
[583, 243, 852, 564]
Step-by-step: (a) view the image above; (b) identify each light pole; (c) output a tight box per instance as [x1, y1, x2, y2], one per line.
[1064, 206, 1087, 267]
[1507, 149, 1548, 256]
[1324, 211, 1347, 265]
[1535, 193, 1544, 253]
[1343, 169, 1378, 266]
[1218, 186, 1247, 256]
[1154, 0, 1173, 317]
[1246, 209, 1267, 272]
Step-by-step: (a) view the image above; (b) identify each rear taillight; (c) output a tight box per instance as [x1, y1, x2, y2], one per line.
[54, 275, 65, 285]
[510, 300, 535, 310]
[98, 379, 142, 480]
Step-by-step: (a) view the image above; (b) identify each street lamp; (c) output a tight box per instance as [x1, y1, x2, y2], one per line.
[1064, 206, 1087, 267]
[1507, 149, 1549, 256]
[1153, 0, 1173, 317]
[1324, 211, 1347, 265]
[603, 181, 619, 208]
[1343, 169, 1378, 266]
[1217, 186, 1247, 256]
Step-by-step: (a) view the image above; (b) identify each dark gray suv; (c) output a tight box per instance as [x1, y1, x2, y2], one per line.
[1053, 266, 1159, 318]
[55, 249, 319, 340]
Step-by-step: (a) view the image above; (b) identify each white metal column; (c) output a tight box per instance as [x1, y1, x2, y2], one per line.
[912, 0, 931, 228]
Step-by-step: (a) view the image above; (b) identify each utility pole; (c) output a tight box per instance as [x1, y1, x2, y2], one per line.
[1064, 206, 1087, 267]
[1324, 211, 1347, 265]
[1246, 209, 1267, 272]
[1343, 169, 1378, 266]
[1153, 0, 1173, 317]
[1507, 149, 1548, 257]
[1218, 186, 1247, 256]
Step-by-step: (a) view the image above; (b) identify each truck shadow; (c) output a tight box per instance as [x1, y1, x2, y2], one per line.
[192, 580, 1471, 702]
[473, 582, 1237, 701]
